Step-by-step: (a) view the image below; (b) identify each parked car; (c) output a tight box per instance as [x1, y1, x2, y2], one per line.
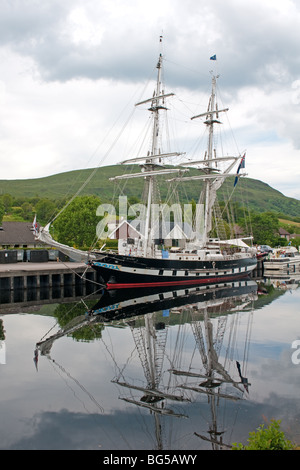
[258, 245, 273, 253]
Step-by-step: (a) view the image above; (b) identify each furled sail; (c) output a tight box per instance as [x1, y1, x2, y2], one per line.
[35, 224, 99, 263]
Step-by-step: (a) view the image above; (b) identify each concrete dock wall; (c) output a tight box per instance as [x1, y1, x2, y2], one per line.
[0, 262, 104, 309]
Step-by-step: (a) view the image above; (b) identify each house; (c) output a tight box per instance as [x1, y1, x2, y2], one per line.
[233, 224, 244, 237]
[154, 221, 193, 248]
[106, 219, 193, 255]
[107, 219, 144, 255]
[0, 221, 42, 249]
[278, 227, 291, 241]
[107, 219, 144, 240]
[290, 233, 300, 240]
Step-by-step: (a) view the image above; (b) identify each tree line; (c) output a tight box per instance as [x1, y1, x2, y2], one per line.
[0, 193, 299, 250]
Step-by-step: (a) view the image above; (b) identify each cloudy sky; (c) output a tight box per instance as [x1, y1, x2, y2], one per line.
[0, 0, 299, 200]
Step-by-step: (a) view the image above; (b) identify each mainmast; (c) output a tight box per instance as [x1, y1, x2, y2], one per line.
[192, 74, 228, 246]
[169, 72, 241, 247]
[170, 291, 253, 450]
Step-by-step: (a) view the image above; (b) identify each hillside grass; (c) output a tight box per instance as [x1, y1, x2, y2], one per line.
[279, 218, 300, 228]
[0, 164, 299, 218]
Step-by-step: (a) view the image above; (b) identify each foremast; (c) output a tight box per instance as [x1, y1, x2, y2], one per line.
[143, 53, 165, 257]
[110, 50, 186, 257]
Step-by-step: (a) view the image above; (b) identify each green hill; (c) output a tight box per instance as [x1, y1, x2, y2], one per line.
[0, 164, 299, 218]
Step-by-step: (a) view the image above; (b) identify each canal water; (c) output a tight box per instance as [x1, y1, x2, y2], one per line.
[0, 279, 300, 451]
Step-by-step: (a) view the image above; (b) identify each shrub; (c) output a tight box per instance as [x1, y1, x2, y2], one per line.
[232, 419, 294, 450]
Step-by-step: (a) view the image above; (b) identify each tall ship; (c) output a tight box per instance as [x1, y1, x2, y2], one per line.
[37, 47, 257, 289]
[88, 52, 257, 289]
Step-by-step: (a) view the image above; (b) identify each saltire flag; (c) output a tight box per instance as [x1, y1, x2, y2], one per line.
[32, 214, 38, 235]
[234, 153, 246, 187]
[210, 54, 217, 60]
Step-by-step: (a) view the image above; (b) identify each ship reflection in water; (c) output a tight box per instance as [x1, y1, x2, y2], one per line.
[36, 279, 258, 450]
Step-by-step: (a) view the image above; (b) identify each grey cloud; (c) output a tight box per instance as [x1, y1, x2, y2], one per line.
[0, 1, 68, 44]
[1, 0, 300, 93]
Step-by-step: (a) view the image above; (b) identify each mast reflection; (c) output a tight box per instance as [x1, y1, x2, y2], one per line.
[36, 279, 258, 450]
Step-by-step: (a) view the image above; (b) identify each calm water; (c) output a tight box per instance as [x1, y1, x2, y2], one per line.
[0, 280, 300, 451]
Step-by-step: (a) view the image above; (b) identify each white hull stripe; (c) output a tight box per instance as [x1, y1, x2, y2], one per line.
[92, 280, 254, 315]
[92, 261, 256, 277]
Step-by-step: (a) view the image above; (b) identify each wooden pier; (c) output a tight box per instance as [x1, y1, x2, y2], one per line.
[263, 257, 300, 281]
[251, 259, 264, 279]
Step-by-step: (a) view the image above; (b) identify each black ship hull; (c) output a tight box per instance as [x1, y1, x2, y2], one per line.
[89, 280, 258, 321]
[90, 253, 257, 289]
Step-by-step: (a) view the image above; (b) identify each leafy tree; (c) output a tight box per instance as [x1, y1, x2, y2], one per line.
[241, 211, 279, 245]
[71, 323, 104, 342]
[35, 198, 56, 225]
[13, 196, 27, 206]
[21, 202, 34, 221]
[53, 300, 104, 341]
[53, 195, 101, 249]
[1, 193, 13, 212]
[232, 419, 294, 450]
[0, 319, 5, 340]
[291, 236, 300, 247]
[0, 202, 4, 225]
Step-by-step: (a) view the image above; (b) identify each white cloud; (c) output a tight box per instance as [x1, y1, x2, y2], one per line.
[66, 7, 104, 46]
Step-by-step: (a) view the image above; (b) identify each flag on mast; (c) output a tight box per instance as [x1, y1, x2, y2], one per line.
[234, 153, 246, 187]
[32, 214, 38, 235]
[210, 54, 217, 60]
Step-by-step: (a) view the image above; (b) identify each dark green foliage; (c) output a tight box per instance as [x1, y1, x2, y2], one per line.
[0, 202, 4, 225]
[0, 165, 299, 217]
[0, 165, 299, 248]
[232, 419, 294, 450]
[53, 302, 104, 342]
[35, 198, 57, 225]
[241, 211, 279, 245]
[52, 195, 101, 249]
[0, 319, 5, 341]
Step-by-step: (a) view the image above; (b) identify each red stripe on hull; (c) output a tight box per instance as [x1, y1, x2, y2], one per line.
[106, 273, 249, 290]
